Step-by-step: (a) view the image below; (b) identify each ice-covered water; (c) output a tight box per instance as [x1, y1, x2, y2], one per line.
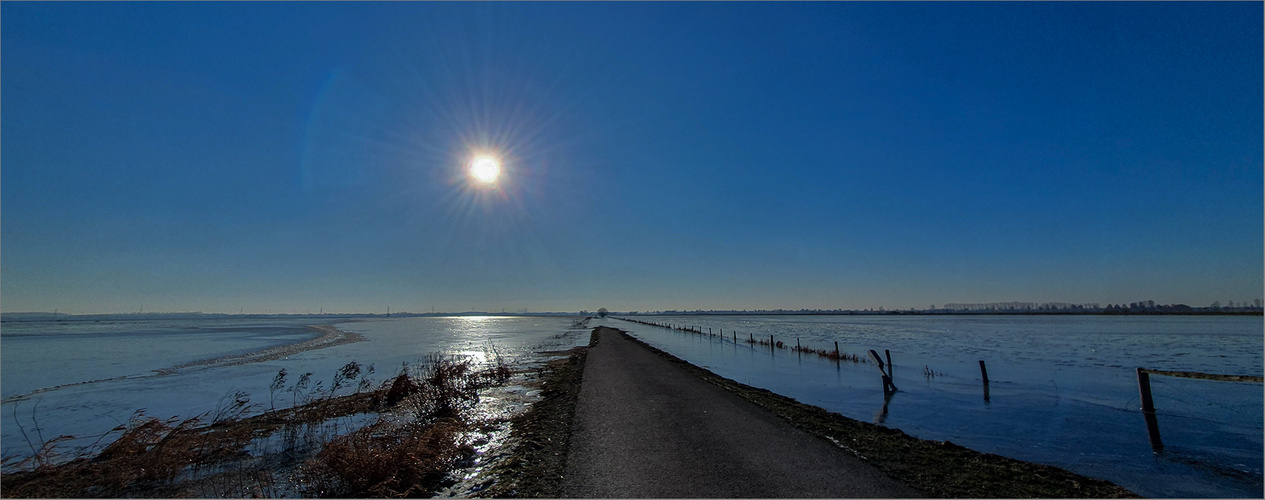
[1, 316, 589, 465]
[601, 314, 1262, 498]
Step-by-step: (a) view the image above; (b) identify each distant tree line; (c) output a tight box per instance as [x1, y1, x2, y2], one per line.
[1100, 299, 1264, 315]
[940, 302, 1100, 312]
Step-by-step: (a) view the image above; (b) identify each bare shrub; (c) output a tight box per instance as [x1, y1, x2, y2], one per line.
[385, 363, 420, 406]
[409, 355, 481, 423]
[300, 418, 472, 497]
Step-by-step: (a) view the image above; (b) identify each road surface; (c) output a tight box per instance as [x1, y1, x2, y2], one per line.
[563, 326, 920, 498]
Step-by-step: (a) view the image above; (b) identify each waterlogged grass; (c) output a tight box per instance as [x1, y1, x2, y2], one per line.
[478, 344, 590, 498]
[1, 353, 516, 498]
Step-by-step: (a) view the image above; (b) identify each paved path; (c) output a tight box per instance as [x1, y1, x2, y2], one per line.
[563, 327, 920, 498]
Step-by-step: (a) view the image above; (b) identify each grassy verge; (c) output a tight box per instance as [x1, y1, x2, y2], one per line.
[614, 328, 1139, 498]
[478, 331, 593, 498]
[1, 354, 515, 498]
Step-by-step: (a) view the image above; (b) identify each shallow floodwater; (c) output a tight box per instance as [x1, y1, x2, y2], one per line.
[602, 315, 1263, 498]
[1, 316, 589, 464]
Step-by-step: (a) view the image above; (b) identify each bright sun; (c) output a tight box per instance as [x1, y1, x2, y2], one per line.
[469, 155, 501, 186]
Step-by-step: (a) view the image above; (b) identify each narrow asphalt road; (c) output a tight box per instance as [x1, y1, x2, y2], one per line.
[563, 326, 920, 498]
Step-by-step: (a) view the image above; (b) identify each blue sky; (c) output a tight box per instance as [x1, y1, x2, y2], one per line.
[2, 2, 1261, 314]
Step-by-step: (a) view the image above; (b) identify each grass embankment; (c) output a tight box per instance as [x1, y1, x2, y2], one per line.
[1, 355, 513, 498]
[478, 332, 592, 498]
[614, 329, 1139, 498]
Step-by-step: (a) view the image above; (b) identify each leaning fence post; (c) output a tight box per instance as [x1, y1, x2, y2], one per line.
[868, 349, 885, 372]
[979, 360, 990, 384]
[1137, 368, 1164, 451]
[868, 349, 897, 394]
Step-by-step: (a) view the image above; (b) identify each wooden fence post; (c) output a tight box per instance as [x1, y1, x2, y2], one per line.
[868, 349, 897, 394]
[1137, 368, 1155, 412]
[979, 360, 991, 401]
[885, 349, 892, 370]
[1137, 368, 1163, 451]
[868, 349, 885, 372]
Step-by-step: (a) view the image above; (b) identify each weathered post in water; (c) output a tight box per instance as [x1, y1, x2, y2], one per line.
[885, 349, 892, 370]
[868, 349, 897, 394]
[978, 360, 990, 384]
[1137, 369, 1155, 412]
[1137, 368, 1164, 452]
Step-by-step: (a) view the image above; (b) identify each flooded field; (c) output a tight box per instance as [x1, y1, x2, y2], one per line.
[605, 314, 1263, 498]
[3, 314, 1259, 497]
[1, 316, 590, 467]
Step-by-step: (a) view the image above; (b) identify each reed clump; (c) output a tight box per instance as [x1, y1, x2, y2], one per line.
[1, 353, 516, 498]
[300, 417, 472, 497]
[1, 409, 256, 497]
[795, 346, 865, 363]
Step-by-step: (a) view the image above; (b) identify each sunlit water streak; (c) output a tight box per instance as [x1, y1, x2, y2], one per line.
[602, 315, 1262, 498]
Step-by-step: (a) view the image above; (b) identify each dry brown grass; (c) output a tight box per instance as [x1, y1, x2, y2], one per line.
[300, 418, 472, 497]
[1, 354, 517, 498]
[299, 355, 516, 497]
[1, 409, 255, 497]
[790, 344, 866, 363]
